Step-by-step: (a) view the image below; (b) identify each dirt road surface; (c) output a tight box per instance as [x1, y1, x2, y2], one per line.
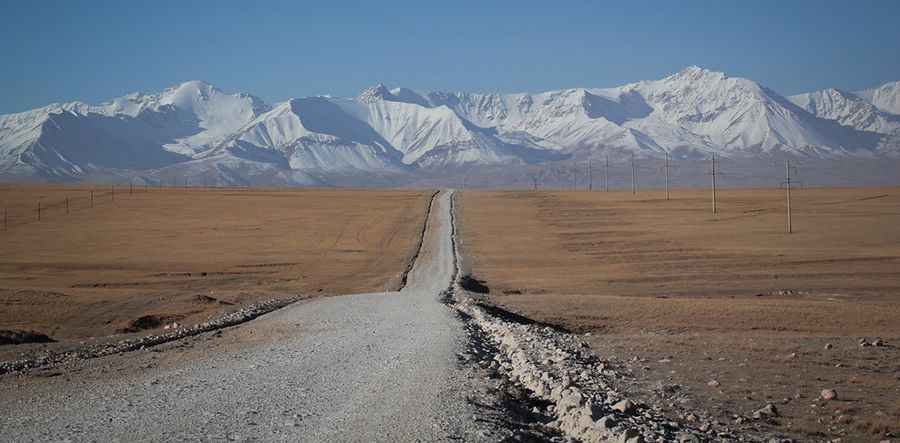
[0, 191, 490, 441]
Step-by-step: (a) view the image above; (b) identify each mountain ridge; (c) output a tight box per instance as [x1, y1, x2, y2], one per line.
[2, 68, 899, 184]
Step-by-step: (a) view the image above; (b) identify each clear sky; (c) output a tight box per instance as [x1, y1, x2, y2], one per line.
[2, 0, 899, 114]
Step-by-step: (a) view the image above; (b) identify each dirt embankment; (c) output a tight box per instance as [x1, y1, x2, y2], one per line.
[458, 187, 900, 441]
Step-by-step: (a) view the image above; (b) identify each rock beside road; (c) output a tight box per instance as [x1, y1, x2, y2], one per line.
[821, 389, 838, 401]
[0, 330, 55, 346]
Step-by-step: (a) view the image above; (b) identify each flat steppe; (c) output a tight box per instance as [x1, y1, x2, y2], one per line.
[459, 187, 900, 441]
[0, 185, 431, 358]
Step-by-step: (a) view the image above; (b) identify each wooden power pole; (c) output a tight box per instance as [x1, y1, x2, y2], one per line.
[573, 163, 578, 190]
[605, 154, 609, 192]
[588, 159, 593, 191]
[631, 153, 636, 195]
[785, 160, 792, 234]
[664, 151, 670, 201]
[711, 153, 718, 214]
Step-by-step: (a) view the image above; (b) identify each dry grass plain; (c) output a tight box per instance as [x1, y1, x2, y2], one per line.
[0, 185, 431, 359]
[459, 187, 900, 441]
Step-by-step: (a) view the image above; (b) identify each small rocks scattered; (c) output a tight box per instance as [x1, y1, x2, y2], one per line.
[821, 389, 838, 401]
[0, 297, 300, 376]
[448, 266, 707, 442]
[752, 403, 778, 419]
[858, 337, 885, 348]
[613, 399, 635, 414]
[707, 380, 720, 387]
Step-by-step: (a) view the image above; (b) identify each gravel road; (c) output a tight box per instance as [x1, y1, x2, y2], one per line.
[0, 191, 490, 442]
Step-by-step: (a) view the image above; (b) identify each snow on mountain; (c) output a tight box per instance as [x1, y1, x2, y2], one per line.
[380, 67, 886, 160]
[0, 81, 270, 180]
[339, 85, 560, 167]
[2, 69, 898, 184]
[90, 80, 270, 156]
[0, 101, 190, 179]
[148, 148, 324, 187]
[219, 97, 407, 173]
[789, 88, 900, 135]
[622, 66, 886, 156]
[856, 81, 900, 115]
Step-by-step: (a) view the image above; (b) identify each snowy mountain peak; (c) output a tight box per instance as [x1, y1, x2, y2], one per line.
[358, 83, 393, 103]
[857, 80, 900, 115]
[790, 85, 900, 135]
[672, 65, 727, 81]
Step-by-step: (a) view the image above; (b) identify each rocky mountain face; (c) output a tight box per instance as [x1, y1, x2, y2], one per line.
[2, 68, 898, 185]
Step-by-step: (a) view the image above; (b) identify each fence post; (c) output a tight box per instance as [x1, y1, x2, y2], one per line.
[66, 197, 69, 215]
[112, 185, 115, 201]
[91, 190, 94, 208]
[37, 201, 41, 221]
[3, 208, 6, 231]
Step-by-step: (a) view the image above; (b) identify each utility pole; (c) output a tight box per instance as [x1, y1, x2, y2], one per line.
[665, 151, 670, 201]
[631, 153, 636, 195]
[588, 159, 593, 191]
[711, 153, 718, 214]
[573, 163, 578, 190]
[785, 160, 792, 234]
[605, 154, 609, 192]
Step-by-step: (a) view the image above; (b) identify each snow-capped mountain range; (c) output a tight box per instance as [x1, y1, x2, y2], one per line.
[2, 67, 898, 185]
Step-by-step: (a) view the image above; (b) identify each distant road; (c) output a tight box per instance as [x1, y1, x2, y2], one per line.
[0, 191, 489, 441]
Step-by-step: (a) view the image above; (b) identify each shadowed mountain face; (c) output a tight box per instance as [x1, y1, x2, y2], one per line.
[2, 69, 899, 185]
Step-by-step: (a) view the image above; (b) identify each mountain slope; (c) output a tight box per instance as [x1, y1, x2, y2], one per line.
[338, 84, 564, 167]
[789, 88, 900, 135]
[0, 81, 269, 180]
[219, 97, 407, 173]
[1, 70, 898, 184]
[856, 81, 900, 115]
[389, 67, 887, 159]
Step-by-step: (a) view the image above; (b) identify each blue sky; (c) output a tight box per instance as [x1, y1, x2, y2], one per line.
[2, 0, 899, 114]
